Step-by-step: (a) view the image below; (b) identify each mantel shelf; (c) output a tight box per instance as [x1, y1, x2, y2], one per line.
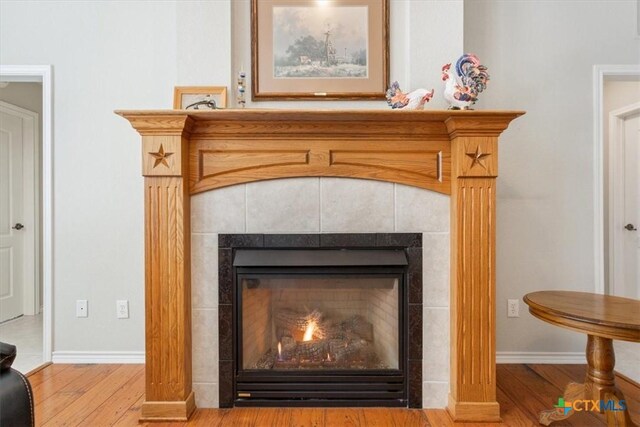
[117, 109, 523, 136]
[118, 108, 524, 422]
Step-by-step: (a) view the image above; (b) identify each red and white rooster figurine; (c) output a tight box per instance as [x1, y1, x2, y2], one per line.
[386, 81, 434, 110]
[441, 53, 489, 110]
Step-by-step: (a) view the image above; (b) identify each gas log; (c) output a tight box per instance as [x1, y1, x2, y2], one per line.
[280, 336, 297, 359]
[330, 338, 370, 361]
[275, 309, 325, 341]
[275, 309, 373, 342]
[252, 309, 382, 369]
[296, 340, 329, 361]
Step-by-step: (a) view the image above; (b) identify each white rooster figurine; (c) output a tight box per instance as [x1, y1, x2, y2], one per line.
[386, 81, 434, 110]
[441, 54, 489, 110]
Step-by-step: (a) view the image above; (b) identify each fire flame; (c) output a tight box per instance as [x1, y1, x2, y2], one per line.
[303, 321, 316, 341]
[327, 353, 331, 362]
[277, 341, 282, 359]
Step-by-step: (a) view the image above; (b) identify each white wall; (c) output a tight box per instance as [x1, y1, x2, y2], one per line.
[4, 0, 633, 362]
[0, 1, 179, 353]
[0, 0, 462, 356]
[465, 0, 640, 355]
[177, 1, 231, 86]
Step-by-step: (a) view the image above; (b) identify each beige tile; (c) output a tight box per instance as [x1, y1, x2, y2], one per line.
[423, 233, 450, 308]
[191, 185, 245, 233]
[191, 234, 218, 309]
[422, 381, 449, 408]
[192, 308, 218, 383]
[396, 184, 449, 232]
[423, 307, 449, 382]
[193, 382, 219, 408]
[246, 178, 320, 232]
[321, 178, 394, 232]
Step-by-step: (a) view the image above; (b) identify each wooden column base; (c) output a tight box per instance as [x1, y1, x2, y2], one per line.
[140, 391, 196, 422]
[447, 394, 501, 422]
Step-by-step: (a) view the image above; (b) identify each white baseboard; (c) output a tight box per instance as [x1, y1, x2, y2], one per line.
[52, 351, 145, 364]
[496, 351, 585, 364]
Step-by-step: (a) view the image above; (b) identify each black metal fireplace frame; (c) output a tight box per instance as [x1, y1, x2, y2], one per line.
[234, 265, 407, 407]
[218, 233, 423, 408]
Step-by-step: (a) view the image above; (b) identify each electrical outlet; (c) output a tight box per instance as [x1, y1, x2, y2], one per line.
[507, 299, 520, 318]
[116, 300, 129, 319]
[76, 300, 88, 318]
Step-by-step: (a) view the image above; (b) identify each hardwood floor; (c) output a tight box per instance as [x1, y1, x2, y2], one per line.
[27, 364, 639, 426]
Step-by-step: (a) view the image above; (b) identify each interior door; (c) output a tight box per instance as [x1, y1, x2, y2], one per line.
[0, 108, 25, 322]
[622, 112, 640, 299]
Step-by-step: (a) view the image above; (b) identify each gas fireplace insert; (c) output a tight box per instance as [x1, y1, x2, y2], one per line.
[232, 248, 408, 407]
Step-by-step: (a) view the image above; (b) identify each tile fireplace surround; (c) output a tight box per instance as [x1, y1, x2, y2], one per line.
[118, 109, 523, 422]
[191, 182, 448, 410]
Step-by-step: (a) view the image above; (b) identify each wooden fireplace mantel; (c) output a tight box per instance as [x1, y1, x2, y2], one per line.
[118, 109, 523, 422]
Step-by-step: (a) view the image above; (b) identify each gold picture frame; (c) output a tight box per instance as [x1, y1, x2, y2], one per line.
[173, 86, 227, 110]
[251, 0, 389, 100]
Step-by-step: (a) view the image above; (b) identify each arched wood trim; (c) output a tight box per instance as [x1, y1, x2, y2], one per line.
[189, 137, 452, 195]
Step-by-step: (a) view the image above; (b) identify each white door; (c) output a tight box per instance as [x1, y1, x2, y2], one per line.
[0, 101, 37, 321]
[0, 108, 25, 322]
[610, 103, 640, 300]
[622, 112, 640, 299]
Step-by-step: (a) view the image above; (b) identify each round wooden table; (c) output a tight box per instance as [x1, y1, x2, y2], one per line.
[524, 291, 640, 426]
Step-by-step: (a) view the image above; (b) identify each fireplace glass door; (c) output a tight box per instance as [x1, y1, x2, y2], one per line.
[240, 275, 400, 371]
[233, 249, 408, 406]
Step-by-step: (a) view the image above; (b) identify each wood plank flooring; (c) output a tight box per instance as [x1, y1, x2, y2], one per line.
[26, 364, 639, 426]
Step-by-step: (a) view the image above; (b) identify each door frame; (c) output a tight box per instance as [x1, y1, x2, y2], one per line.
[0, 100, 39, 317]
[0, 65, 52, 362]
[593, 64, 640, 294]
[609, 102, 640, 298]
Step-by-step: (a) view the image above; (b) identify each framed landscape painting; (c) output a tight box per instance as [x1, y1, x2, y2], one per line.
[251, 0, 389, 100]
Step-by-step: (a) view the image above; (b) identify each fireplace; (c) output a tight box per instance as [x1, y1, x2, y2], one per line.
[119, 109, 523, 421]
[218, 234, 423, 407]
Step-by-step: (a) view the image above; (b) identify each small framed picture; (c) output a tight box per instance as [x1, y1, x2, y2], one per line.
[173, 86, 227, 110]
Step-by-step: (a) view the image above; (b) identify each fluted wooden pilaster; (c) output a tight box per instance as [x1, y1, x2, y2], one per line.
[138, 120, 196, 421]
[446, 118, 508, 422]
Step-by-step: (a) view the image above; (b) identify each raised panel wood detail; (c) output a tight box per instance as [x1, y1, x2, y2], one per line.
[189, 138, 452, 195]
[199, 149, 310, 179]
[330, 150, 442, 181]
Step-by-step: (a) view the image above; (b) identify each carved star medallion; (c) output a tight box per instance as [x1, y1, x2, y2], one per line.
[149, 144, 174, 168]
[466, 146, 491, 170]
